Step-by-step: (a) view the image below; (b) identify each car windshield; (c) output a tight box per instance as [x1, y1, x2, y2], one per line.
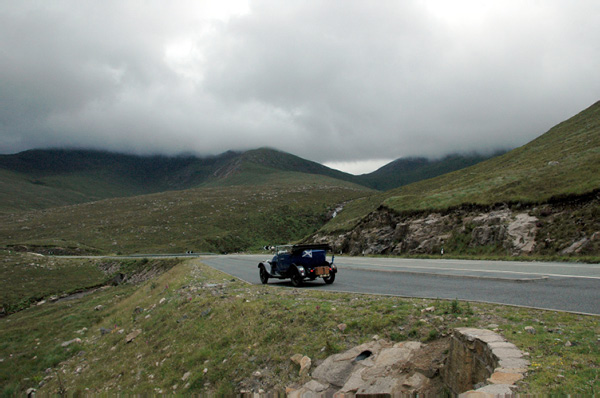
[276, 245, 292, 255]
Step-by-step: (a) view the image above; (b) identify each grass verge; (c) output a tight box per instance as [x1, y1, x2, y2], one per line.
[1, 259, 598, 395]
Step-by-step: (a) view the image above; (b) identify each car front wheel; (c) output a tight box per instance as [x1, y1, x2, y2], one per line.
[259, 267, 269, 284]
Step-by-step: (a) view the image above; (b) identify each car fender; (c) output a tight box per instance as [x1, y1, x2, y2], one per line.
[258, 262, 272, 276]
[291, 264, 306, 277]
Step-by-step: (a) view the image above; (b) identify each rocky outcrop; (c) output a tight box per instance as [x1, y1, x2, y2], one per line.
[288, 329, 528, 397]
[288, 339, 447, 397]
[315, 205, 539, 256]
[314, 191, 600, 257]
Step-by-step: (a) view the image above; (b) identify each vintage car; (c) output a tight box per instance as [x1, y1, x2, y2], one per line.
[258, 244, 337, 287]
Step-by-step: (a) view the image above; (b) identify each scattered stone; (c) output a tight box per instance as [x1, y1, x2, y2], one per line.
[181, 371, 191, 381]
[176, 315, 189, 323]
[304, 380, 328, 392]
[253, 371, 262, 378]
[422, 306, 435, 313]
[300, 356, 312, 376]
[36, 300, 46, 306]
[203, 368, 208, 374]
[290, 354, 303, 364]
[201, 308, 212, 317]
[565, 341, 573, 347]
[159, 298, 166, 304]
[100, 328, 111, 335]
[337, 323, 347, 332]
[94, 305, 104, 311]
[26, 388, 36, 397]
[125, 329, 142, 343]
[562, 237, 590, 255]
[487, 324, 499, 329]
[61, 338, 82, 347]
[524, 326, 536, 335]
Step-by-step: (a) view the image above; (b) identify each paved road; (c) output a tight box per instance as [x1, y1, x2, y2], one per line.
[200, 255, 600, 315]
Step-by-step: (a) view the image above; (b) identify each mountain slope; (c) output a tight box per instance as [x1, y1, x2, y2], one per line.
[0, 144, 499, 214]
[0, 148, 363, 214]
[0, 171, 370, 254]
[357, 152, 504, 191]
[0, 150, 241, 213]
[323, 100, 600, 233]
[383, 100, 600, 212]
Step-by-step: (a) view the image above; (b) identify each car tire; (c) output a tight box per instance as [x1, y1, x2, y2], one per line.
[290, 271, 304, 287]
[323, 273, 335, 284]
[259, 267, 269, 284]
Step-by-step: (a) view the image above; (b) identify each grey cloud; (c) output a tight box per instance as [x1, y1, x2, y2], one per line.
[1, 0, 598, 162]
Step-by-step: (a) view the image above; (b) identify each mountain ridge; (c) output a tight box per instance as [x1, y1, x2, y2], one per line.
[0, 146, 499, 213]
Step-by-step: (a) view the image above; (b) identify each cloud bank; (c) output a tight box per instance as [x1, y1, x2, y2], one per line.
[1, 0, 598, 164]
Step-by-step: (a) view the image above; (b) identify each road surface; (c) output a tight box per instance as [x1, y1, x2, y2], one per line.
[200, 255, 600, 315]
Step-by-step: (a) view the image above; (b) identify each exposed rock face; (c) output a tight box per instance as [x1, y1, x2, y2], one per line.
[315, 191, 600, 256]
[316, 205, 538, 256]
[288, 339, 447, 397]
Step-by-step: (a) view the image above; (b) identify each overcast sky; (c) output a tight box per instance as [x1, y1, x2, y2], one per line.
[1, 1, 598, 174]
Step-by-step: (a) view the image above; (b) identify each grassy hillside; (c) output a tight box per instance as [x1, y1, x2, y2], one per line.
[357, 152, 504, 191]
[0, 150, 240, 213]
[384, 101, 600, 212]
[323, 101, 600, 233]
[1, 257, 598, 395]
[0, 172, 370, 254]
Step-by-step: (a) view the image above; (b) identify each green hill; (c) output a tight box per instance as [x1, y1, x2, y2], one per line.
[0, 146, 498, 214]
[383, 100, 600, 212]
[357, 152, 503, 191]
[323, 100, 600, 233]
[0, 149, 239, 213]
[0, 171, 370, 254]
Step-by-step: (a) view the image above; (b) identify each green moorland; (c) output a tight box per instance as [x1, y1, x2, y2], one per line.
[0, 250, 181, 315]
[322, 100, 600, 233]
[1, 257, 598, 395]
[0, 172, 370, 255]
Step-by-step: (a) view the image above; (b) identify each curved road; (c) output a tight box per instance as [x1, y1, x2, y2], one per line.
[200, 255, 600, 315]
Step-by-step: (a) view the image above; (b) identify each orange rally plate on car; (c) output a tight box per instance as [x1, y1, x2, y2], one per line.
[315, 266, 329, 276]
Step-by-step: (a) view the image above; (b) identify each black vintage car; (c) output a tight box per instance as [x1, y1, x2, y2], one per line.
[258, 244, 337, 287]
